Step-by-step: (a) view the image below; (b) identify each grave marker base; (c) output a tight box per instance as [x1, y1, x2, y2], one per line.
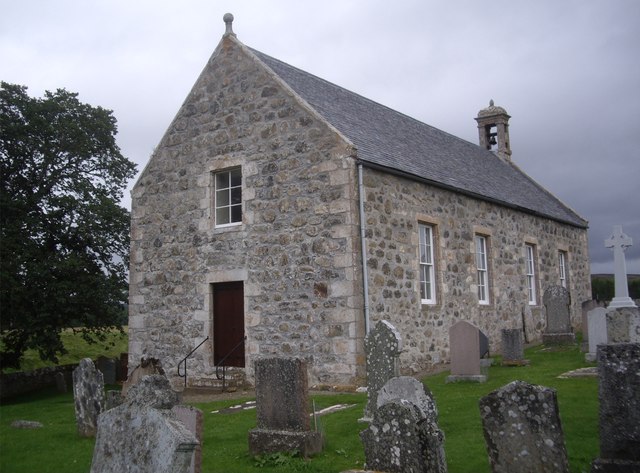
[248, 429, 324, 457]
[542, 333, 575, 345]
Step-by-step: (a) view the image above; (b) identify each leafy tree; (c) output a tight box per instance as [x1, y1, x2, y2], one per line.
[0, 82, 136, 368]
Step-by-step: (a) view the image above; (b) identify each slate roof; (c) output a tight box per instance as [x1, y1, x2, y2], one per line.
[250, 48, 587, 228]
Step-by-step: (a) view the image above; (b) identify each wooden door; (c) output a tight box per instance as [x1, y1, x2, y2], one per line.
[212, 281, 245, 367]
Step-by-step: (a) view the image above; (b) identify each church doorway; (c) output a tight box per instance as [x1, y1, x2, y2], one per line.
[212, 281, 245, 367]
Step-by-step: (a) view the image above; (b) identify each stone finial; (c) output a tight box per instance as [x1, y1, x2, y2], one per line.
[223, 13, 236, 37]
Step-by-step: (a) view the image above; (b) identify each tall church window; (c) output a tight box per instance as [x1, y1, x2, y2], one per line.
[559, 251, 568, 288]
[214, 167, 242, 227]
[419, 224, 436, 304]
[526, 244, 537, 305]
[475, 235, 490, 304]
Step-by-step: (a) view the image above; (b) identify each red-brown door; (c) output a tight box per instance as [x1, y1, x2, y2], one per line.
[212, 281, 245, 367]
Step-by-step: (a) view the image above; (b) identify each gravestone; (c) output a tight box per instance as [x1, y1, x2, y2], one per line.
[501, 328, 528, 366]
[542, 285, 575, 345]
[370, 376, 447, 472]
[361, 397, 447, 473]
[171, 405, 203, 473]
[446, 321, 487, 383]
[248, 357, 323, 457]
[591, 343, 640, 472]
[122, 356, 165, 397]
[479, 380, 569, 473]
[55, 371, 67, 393]
[96, 356, 116, 385]
[72, 358, 105, 437]
[582, 300, 604, 352]
[606, 306, 640, 344]
[586, 308, 608, 362]
[363, 320, 403, 419]
[604, 225, 637, 309]
[105, 390, 124, 410]
[90, 375, 197, 473]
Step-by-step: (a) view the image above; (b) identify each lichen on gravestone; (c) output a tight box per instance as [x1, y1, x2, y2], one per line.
[479, 380, 569, 473]
[72, 358, 105, 437]
[363, 320, 402, 419]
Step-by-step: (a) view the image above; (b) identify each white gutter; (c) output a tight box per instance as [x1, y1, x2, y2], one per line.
[358, 163, 371, 334]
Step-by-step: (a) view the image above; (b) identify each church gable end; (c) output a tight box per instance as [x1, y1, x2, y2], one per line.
[129, 22, 363, 388]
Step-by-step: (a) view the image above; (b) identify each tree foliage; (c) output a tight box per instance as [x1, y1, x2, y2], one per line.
[0, 82, 137, 368]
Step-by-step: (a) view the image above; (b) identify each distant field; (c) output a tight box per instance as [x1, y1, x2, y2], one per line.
[1, 327, 128, 373]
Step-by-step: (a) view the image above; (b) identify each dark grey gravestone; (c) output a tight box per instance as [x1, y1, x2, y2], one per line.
[363, 320, 402, 419]
[479, 380, 569, 473]
[591, 343, 640, 472]
[542, 285, 575, 345]
[501, 329, 528, 366]
[374, 376, 447, 473]
[72, 358, 105, 437]
[479, 329, 490, 359]
[248, 357, 323, 457]
[55, 371, 67, 393]
[90, 375, 197, 473]
[105, 390, 124, 410]
[96, 356, 117, 385]
[361, 398, 446, 473]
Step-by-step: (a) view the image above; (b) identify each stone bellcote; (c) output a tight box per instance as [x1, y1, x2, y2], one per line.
[475, 100, 511, 160]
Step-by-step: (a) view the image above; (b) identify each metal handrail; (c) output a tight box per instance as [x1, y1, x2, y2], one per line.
[177, 337, 209, 388]
[215, 336, 246, 392]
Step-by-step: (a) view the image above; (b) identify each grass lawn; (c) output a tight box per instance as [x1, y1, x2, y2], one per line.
[1, 327, 129, 373]
[0, 342, 599, 473]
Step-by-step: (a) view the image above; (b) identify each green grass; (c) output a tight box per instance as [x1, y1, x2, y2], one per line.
[1, 327, 128, 373]
[0, 342, 599, 473]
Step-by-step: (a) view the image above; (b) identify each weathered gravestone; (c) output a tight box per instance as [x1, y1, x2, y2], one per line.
[122, 356, 165, 397]
[501, 328, 528, 366]
[105, 390, 124, 410]
[446, 320, 487, 383]
[171, 405, 204, 473]
[96, 356, 116, 385]
[586, 307, 608, 362]
[72, 358, 105, 437]
[542, 285, 575, 345]
[606, 306, 640, 344]
[479, 380, 569, 473]
[360, 376, 448, 473]
[582, 300, 604, 352]
[55, 371, 67, 393]
[90, 375, 197, 473]
[248, 357, 323, 457]
[363, 320, 402, 419]
[591, 343, 640, 472]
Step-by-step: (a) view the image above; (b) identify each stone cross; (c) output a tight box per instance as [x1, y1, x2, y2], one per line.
[605, 225, 636, 308]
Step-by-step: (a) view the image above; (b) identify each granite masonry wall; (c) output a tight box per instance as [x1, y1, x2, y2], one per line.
[128, 35, 364, 388]
[361, 168, 591, 374]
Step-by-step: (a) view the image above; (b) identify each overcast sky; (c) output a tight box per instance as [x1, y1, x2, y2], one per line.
[1, 0, 639, 274]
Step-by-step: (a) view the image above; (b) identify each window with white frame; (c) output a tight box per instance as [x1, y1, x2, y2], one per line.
[475, 235, 490, 304]
[526, 244, 537, 305]
[559, 251, 568, 288]
[419, 224, 436, 304]
[214, 167, 242, 227]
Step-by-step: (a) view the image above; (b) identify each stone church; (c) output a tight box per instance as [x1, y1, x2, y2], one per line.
[128, 14, 591, 389]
